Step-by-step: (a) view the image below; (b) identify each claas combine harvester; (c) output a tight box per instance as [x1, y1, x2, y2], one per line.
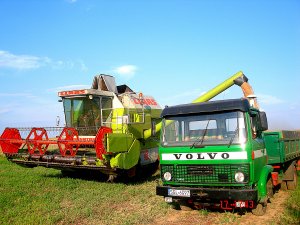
[0, 75, 162, 180]
[0, 72, 256, 181]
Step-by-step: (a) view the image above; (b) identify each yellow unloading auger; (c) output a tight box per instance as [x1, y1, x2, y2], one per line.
[144, 71, 258, 139]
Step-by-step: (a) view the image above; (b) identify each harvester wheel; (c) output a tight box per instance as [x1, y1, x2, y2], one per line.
[26, 128, 49, 155]
[252, 203, 267, 216]
[0, 128, 22, 154]
[95, 126, 112, 159]
[58, 127, 79, 156]
[107, 174, 117, 182]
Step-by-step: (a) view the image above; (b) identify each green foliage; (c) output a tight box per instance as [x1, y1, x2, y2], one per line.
[0, 156, 167, 225]
[280, 171, 300, 225]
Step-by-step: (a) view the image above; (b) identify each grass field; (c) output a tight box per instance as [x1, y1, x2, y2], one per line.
[278, 172, 300, 225]
[0, 154, 299, 225]
[0, 156, 169, 225]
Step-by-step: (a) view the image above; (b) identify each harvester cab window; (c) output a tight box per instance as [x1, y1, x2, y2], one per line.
[101, 97, 113, 125]
[63, 97, 102, 129]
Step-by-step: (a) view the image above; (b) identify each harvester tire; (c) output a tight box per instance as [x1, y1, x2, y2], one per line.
[252, 203, 267, 216]
[107, 174, 117, 182]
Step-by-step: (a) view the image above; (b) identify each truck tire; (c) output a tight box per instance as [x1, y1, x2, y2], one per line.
[267, 178, 274, 199]
[178, 200, 193, 211]
[280, 181, 288, 191]
[179, 205, 193, 211]
[252, 203, 267, 216]
[286, 170, 298, 190]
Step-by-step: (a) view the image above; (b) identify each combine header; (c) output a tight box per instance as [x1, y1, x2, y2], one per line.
[0, 75, 161, 180]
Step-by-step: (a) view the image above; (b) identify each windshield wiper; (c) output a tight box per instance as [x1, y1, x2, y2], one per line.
[227, 126, 238, 148]
[190, 120, 210, 149]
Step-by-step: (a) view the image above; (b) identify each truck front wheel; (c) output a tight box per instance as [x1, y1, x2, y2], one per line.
[252, 203, 267, 216]
[267, 178, 274, 199]
[178, 200, 194, 211]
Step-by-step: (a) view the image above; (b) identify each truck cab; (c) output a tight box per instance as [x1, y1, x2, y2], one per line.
[156, 98, 271, 214]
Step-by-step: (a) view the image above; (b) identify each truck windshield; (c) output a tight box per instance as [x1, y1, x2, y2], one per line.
[161, 111, 247, 147]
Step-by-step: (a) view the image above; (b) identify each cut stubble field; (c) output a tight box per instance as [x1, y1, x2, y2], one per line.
[0, 153, 299, 225]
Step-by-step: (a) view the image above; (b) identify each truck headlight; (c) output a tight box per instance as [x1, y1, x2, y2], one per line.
[163, 172, 172, 181]
[235, 172, 245, 183]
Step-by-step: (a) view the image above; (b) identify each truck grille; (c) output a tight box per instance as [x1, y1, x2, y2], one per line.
[161, 164, 249, 184]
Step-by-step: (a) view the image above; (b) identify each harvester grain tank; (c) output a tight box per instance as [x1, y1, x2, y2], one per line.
[156, 72, 300, 215]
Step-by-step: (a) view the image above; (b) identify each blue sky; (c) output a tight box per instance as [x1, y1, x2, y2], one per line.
[0, 0, 299, 132]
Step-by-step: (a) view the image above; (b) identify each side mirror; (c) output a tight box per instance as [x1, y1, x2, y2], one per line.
[151, 120, 157, 136]
[259, 111, 268, 131]
[56, 116, 60, 127]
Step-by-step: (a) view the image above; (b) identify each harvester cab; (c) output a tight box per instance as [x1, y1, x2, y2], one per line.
[0, 74, 162, 180]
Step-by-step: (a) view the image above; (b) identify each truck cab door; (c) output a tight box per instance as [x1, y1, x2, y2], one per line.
[250, 112, 267, 182]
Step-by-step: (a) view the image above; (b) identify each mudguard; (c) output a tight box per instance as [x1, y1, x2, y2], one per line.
[257, 165, 273, 200]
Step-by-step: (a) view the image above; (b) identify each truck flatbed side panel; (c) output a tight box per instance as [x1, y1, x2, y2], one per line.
[264, 130, 300, 164]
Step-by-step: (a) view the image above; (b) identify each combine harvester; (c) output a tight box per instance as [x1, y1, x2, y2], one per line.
[0, 75, 162, 180]
[0, 71, 265, 181]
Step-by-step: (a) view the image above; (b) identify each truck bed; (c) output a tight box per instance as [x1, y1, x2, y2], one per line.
[263, 130, 300, 164]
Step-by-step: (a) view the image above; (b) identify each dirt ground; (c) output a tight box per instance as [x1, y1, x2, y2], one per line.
[153, 190, 290, 225]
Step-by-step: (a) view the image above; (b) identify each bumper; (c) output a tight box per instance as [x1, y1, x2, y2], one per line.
[156, 185, 257, 201]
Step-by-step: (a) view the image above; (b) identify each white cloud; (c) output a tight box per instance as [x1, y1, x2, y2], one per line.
[0, 50, 89, 72]
[66, 0, 77, 3]
[48, 85, 90, 93]
[257, 93, 284, 105]
[113, 65, 138, 80]
[0, 107, 11, 114]
[79, 61, 88, 72]
[0, 92, 37, 99]
[0, 50, 44, 70]
[160, 89, 204, 106]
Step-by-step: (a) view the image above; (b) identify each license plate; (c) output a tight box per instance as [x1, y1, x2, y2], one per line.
[235, 201, 246, 208]
[168, 189, 190, 197]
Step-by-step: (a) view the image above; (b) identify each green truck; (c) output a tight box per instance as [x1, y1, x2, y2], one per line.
[156, 79, 299, 215]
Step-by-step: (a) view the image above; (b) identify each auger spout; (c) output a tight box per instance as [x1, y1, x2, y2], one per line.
[143, 71, 257, 139]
